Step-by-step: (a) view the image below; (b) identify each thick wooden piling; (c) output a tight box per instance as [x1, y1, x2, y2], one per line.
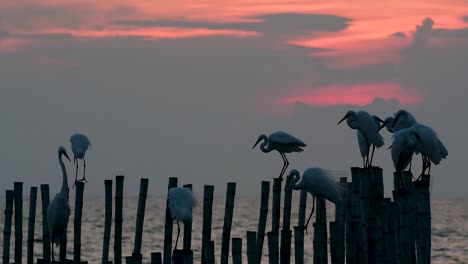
[392, 191, 401, 264]
[232, 238, 242, 264]
[221, 182, 236, 264]
[267, 232, 279, 264]
[150, 253, 162, 264]
[256, 181, 270, 263]
[40, 185, 51, 264]
[346, 168, 360, 264]
[14, 182, 23, 264]
[102, 180, 113, 264]
[293, 226, 304, 264]
[358, 168, 370, 264]
[398, 188, 411, 263]
[334, 177, 347, 264]
[313, 197, 327, 264]
[74, 182, 85, 264]
[272, 178, 282, 233]
[247, 231, 257, 264]
[114, 175, 125, 264]
[280, 175, 293, 264]
[201, 185, 214, 262]
[382, 199, 394, 264]
[163, 177, 177, 264]
[27, 187, 37, 264]
[415, 175, 431, 264]
[132, 178, 149, 263]
[182, 184, 193, 252]
[3, 190, 14, 264]
[367, 214, 383, 263]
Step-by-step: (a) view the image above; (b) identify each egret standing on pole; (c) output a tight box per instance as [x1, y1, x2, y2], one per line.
[70, 133, 91, 186]
[357, 115, 384, 167]
[338, 111, 384, 167]
[47, 146, 71, 263]
[168, 186, 197, 249]
[252, 131, 306, 180]
[288, 168, 342, 233]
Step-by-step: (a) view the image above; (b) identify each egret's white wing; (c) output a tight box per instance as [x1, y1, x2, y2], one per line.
[270, 131, 306, 146]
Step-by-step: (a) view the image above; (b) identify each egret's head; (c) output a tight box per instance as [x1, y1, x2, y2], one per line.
[379, 116, 394, 132]
[58, 146, 71, 161]
[337, 110, 355, 125]
[252, 134, 267, 149]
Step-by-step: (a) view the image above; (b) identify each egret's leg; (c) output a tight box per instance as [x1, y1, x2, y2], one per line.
[73, 158, 79, 188]
[80, 158, 88, 183]
[427, 160, 432, 175]
[175, 220, 181, 249]
[278, 153, 288, 180]
[304, 196, 315, 234]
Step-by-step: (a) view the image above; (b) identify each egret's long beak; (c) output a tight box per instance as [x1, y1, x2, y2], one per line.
[388, 145, 392, 149]
[252, 138, 262, 149]
[63, 152, 71, 162]
[337, 114, 349, 125]
[378, 121, 387, 132]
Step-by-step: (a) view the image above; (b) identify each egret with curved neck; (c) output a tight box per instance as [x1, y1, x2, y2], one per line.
[47, 146, 71, 262]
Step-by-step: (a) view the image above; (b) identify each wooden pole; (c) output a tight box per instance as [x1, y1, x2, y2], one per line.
[3, 190, 14, 264]
[232, 237, 242, 264]
[201, 185, 214, 262]
[150, 252, 162, 264]
[40, 185, 51, 264]
[183, 184, 193, 251]
[346, 168, 361, 264]
[59, 187, 69, 263]
[114, 175, 125, 264]
[293, 226, 304, 264]
[272, 178, 282, 233]
[381, 199, 393, 264]
[102, 180, 113, 264]
[14, 182, 23, 264]
[313, 197, 327, 264]
[132, 178, 149, 262]
[204, 241, 215, 264]
[163, 177, 178, 264]
[398, 188, 411, 263]
[74, 182, 85, 264]
[279, 230, 292, 264]
[267, 232, 279, 264]
[345, 181, 356, 264]
[392, 191, 401, 264]
[280, 175, 293, 264]
[256, 181, 270, 263]
[415, 174, 431, 264]
[247, 231, 257, 264]
[221, 182, 236, 264]
[27, 187, 37, 264]
[329, 222, 339, 264]
[335, 177, 347, 264]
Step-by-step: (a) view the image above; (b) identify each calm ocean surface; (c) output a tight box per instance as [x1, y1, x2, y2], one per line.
[0, 196, 467, 263]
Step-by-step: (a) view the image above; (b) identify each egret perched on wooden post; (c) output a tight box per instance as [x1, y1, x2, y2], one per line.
[338, 111, 384, 167]
[357, 115, 384, 167]
[379, 109, 417, 133]
[70, 133, 91, 186]
[47, 146, 71, 263]
[168, 187, 197, 249]
[391, 128, 420, 188]
[288, 168, 342, 233]
[252, 131, 306, 180]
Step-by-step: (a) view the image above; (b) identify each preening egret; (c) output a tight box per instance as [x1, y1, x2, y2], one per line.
[46, 146, 71, 262]
[168, 187, 197, 249]
[379, 109, 417, 133]
[70, 133, 91, 186]
[252, 131, 306, 179]
[338, 111, 384, 167]
[288, 168, 342, 233]
[357, 115, 384, 167]
[391, 128, 420, 188]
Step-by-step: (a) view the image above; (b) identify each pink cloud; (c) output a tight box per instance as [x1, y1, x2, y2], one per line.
[278, 83, 424, 106]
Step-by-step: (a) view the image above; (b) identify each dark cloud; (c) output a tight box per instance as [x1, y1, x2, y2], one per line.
[391, 32, 406, 38]
[463, 15, 468, 23]
[433, 27, 468, 38]
[401, 17, 434, 61]
[112, 13, 352, 35]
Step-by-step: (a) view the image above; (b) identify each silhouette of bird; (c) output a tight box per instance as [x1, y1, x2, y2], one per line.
[391, 128, 420, 188]
[70, 133, 91, 186]
[338, 111, 384, 167]
[288, 168, 342, 233]
[357, 115, 384, 167]
[252, 131, 306, 180]
[168, 187, 197, 249]
[47, 146, 71, 262]
[380, 109, 417, 133]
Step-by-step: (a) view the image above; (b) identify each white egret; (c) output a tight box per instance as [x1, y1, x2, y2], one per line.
[391, 128, 420, 188]
[288, 168, 342, 233]
[47, 146, 71, 262]
[70, 133, 91, 186]
[357, 115, 384, 167]
[252, 131, 306, 179]
[168, 187, 197, 249]
[338, 111, 384, 167]
[380, 109, 417, 133]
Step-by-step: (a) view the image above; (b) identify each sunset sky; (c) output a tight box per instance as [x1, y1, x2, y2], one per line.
[1, 0, 467, 198]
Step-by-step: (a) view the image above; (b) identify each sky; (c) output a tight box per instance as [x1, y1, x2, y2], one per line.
[1, 0, 467, 199]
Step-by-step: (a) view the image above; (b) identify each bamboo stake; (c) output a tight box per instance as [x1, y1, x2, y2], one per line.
[329, 222, 339, 264]
[313, 197, 327, 264]
[415, 174, 431, 264]
[74, 182, 85, 264]
[280, 175, 293, 264]
[14, 182, 23, 264]
[133, 178, 149, 262]
[163, 177, 177, 264]
[293, 226, 304, 264]
[40, 184, 51, 264]
[272, 178, 282, 233]
[27, 187, 38, 264]
[201, 185, 214, 262]
[102, 180, 113, 264]
[3, 190, 14, 264]
[204, 241, 215, 264]
[150, 253, 162, 264]
[256, 181, 270, 263]
[267, 232, 279, 264]
[279, 230, 291, 264]
[182, 184, 193, 252]
[358, 168, 369, 264]
[247, 231, 257, 264]
[221, 182, 236, 264]
[232, 238, 242, 264]
[345, 181, 357, 264]
[114, 175, 125, 264]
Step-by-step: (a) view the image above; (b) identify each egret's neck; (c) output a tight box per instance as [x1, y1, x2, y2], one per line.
[289, 171, 302, 190]
[59, 154, 69, 194]
[259, 135, 272, 153]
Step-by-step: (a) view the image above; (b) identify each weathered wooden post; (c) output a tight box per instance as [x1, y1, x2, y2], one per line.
[102, 180, 113, 264]
[182, 184, 193, 264]
[294, 190, 307, 264]
[247, 231, 257, 264]
[14, 182, 23, 264]
[346, 168, 361, 264]
[150, 253, 162, 264]
[358, 168, 370, 264]
[280, 175, 293, 264]
[271, 177, 282, 263]
[3, 190, 14, 264]
[204, 241, 215, 264]
[329, 222, 339, 264]
[256, 181, 270, 263]
[313, 197, 327, 264]
[74, 182, 85, 264]
[163, 177, 178, 264]
[381, 199, 394, 264]
[114, 175, 125, 264]
[232, 237, 242, 264]
[392, 191, 401, 264]
[267, 232, 279, 264]
[397, 173, 412, 264]
[221, 182, 236, 264]
[40, 184, 51, 264]
[367, 214, 384, 263]
[131, 178, 149, 264]
[60, 188, 70, 263]
[334, 177, 347, 264]
[27, 187, 37, 264]
[201, 185, 214, 262]
[415, 174, 431, 264]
